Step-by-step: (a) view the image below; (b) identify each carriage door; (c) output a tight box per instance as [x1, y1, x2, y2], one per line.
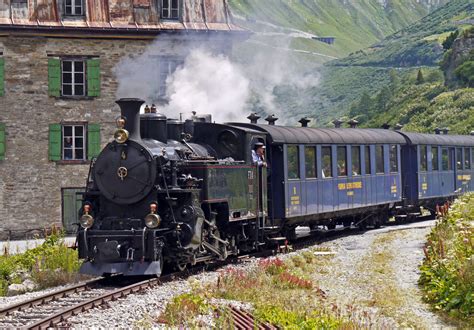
[62, 188, 84, 234]
[286, 145, 302, 217]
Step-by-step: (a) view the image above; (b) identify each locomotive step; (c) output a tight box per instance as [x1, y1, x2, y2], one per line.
[263, 226, 280, 230]
[267, 236, 287, 241]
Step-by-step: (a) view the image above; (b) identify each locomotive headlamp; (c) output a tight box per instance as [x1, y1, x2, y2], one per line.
[80, 214, 94, 229]
[145, 213, 161, 228]
[114, 129, 129, 144]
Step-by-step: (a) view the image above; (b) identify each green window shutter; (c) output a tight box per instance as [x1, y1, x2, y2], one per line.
[87, 123, 101, 159]
[49, 123, 61, 161]
[0, 58, 4, 96]
[87, 59, 100, 97]
[48, 58, 61, 97]
[0, 123, 5, 160]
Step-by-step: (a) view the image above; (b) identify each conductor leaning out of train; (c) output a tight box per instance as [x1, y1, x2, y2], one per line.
[252, 142, 267, 167]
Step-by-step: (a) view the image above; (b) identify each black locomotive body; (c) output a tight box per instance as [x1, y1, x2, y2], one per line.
[77, 99, 268, 275]
[77, 98, 474, 276]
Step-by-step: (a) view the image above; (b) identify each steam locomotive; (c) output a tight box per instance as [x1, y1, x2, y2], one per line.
[77, 98, 474, 276]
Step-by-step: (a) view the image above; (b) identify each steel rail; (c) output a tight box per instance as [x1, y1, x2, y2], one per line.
[0, 278, 103, 318]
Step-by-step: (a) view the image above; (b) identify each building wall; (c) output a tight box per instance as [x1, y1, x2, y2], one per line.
[0, 34, 232, 238]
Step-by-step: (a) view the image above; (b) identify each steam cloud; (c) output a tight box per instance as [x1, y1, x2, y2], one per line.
[115, 35, 320, 124]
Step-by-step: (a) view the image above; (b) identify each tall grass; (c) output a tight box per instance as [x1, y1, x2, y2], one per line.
[419, 194, 474, 325]
[0, 227, 83, 295]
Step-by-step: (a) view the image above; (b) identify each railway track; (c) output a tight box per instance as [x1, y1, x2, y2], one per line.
[0, 217, 436, 329]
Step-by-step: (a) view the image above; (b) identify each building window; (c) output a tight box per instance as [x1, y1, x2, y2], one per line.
[48, 123, 100, 162]
[376, 145, 384, 174]
[305, 146, 316, 178]
[432, 146, 439, 171]
[287, 145, 300, 179]
[322, 146, 332, 178]
[62, 60, 85, 96]
[351, 146, 361, 176]
[161, 0, 179, 19]
[65, 0, 83, 16]
[157, 57, 182, 99]
[49, 58, 100, 98]
[63, 125, 86, 160]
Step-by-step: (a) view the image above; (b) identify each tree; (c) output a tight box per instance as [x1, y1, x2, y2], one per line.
[376, 86, 392, 112]
[389, 69, 400, 90]
[454, 61, 474, 87]
[416, 69, 424, 85]
[442, 30, 459, 50]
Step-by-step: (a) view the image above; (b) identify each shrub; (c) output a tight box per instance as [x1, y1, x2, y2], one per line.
[160, 293, 211, 326]
[419, 194, 474, 324]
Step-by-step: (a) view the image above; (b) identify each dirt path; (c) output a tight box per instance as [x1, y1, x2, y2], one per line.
[311, 221, 452, 329]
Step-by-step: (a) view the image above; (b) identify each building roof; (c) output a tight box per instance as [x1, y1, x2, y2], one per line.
[229, 123, 407, 145]
[0, 0, 245, 35]
[397, 132, 474, 147]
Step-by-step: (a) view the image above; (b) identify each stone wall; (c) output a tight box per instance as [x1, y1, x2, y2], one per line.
[0, 33, 232, 239]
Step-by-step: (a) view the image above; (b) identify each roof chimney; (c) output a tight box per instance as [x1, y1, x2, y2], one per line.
[381, 123, 390, 129]
[247, 113, 261, 124]
[348, 119, 359, 128]
[298, 117, 311, 127]
[394, 123, 403, 131]
[434, 127, 441, 135]
[265, 114, 278, 125]
[332, 119, 343, 128]
[442, 127, 450, 135]
[470, 131, 474, 136]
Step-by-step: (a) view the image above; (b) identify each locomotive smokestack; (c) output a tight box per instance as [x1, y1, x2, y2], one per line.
[116, 98, 144, 142]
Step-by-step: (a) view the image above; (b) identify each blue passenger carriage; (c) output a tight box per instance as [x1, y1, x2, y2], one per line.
[232, 123, 406, 232]
[398, 132, 474, 212]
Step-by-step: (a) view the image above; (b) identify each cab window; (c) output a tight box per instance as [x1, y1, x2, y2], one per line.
[287, 145, 300, 179]
[337, 146, 347, 177]
[322, 147, 332, 178]
[376, 145, 384, 174]
[305, 146, 317, 178]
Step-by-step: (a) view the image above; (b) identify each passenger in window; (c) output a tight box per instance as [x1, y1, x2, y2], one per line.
[252, 142, 267, 167]
[64, 137, 73, 160]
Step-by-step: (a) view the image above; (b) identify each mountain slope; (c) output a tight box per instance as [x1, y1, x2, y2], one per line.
[229, 0, 449, 60]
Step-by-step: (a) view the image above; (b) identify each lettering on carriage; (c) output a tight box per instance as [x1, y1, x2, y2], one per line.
[457, 174, 471, 181]
[421, 183, 428, 191]
[290, 195, 300, 205]
[391, 185, 397, 193]
[338, 181, 362, 190]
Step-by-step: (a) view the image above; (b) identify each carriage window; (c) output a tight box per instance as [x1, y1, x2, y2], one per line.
[442, 148, 451, 171]
[389, 145, 398, 173]
[287, 146, 300, 179]
[464, 148, 471, 169]
[365, 146, 371, 175]
[337, 146, 347, 177]
[431, 146, 439, 171]
[322, 147, 332, 178]
[376, 145, 384, 174]
[305, 147, 317, 178]
[456, 148, 463, 170]
[420, 145, 428, 172]
[351, 146, 361, 176]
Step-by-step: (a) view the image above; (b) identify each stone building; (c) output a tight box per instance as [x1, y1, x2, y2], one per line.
[0, 0, 246, 238]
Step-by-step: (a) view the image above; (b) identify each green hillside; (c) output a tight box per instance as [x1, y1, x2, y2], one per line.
[229, 0, 448, 61]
